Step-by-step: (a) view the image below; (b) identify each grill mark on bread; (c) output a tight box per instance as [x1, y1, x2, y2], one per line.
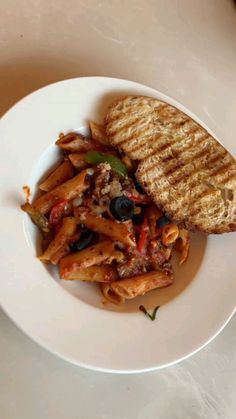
[144, 144, 214, 185]
[116, 118, 208, 164]
[170, 150, 227, 185]
[153, 103, 168, 112]
[188, 190, 218, 216]
[183, 125, 200, 137]
[107, 104, 161, 133]
[144, 147, 226, 188]
[155, 108, 179, 123]
[117, 125, 158, 148]
[106, 100, 165, 122]
[128, 134, 164, 156]
[164, 161, 185, 177]
[172, 178, 205, 200]
[107, 101, 167, 126]
[220, 172, 236, 186]
[141, 153, 232, 210]
[188, 207, 202, 218]
[162, 154, 175, 163]
[130, 126, 208, 161]
[129, 134, 179, 162]
[150, 131, 209, 160]
[206, 150, 227, 167]
[164, 147, 208, 177]
[106, 95, 236, 233]
[191, 188, 215, 206]
[165, 146, 212, 177]
[112, 113, 202, 156]
[126, 138, 154, 156]
[111, 118, 153, 144]
[107, 115, 143, 135]
[128, 137, 164, 158]
[161, 116, 189, 129]
[210, 161, 234, 178]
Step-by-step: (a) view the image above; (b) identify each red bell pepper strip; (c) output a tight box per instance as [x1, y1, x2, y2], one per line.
[125, 192, 152, 205]
[137, 218, 149, 253]
[49, 199, 71, 225]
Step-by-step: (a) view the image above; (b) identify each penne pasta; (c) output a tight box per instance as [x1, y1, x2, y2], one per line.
[21, 123, 192, 307]
[145, 205, 162, 238]
[89, 121, 110, 146]
[175, 228, 190, 265]
[121, 155, 136, 172]
[63, 265, 118, 282]
[50, 244, 71, 265]
[21, 202, 51, 234]
[68, 153, 88, 170]
[33, 169, 90, 214]
[161, 223, 179, 246]
[111, 270, 173, 300]
[100, 283, 125, 305]
[39, 160, 74, 192]
[74, 209, 136, 248]
[59, 241, 125, 279]
[56, 132, 101, 152]
[39, 217, 77, 262]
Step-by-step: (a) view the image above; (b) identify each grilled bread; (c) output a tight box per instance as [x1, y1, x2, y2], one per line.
[105, 96, 236, 233]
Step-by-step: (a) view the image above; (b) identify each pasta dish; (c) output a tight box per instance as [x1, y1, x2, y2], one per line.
[21, 121, 190, 305]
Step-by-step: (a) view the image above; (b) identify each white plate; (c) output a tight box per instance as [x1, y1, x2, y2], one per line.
[0, 77, 235, 373]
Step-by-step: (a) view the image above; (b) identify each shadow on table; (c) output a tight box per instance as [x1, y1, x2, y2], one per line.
[0, 57, 64, 116]
[0, 54, 121, 116]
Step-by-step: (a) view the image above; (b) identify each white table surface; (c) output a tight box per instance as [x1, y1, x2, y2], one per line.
[1, 1, 236, 418]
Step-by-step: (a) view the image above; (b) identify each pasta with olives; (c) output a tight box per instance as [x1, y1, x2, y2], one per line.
[21, 123, 191, 305]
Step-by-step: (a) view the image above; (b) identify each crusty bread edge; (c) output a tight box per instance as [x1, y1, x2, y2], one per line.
[105, 95, 236, 234]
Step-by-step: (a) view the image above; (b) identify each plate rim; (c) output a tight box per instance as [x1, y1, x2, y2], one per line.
[0, 76, 235, 373]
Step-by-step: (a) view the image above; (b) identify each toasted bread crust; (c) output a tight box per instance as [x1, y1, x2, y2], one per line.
[105, 96, 236, 234]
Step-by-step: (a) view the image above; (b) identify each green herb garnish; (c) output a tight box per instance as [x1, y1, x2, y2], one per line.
[139, 305, 160, 321]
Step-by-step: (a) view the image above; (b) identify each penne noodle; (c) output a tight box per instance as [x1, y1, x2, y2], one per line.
[69, 151, 117, 169]
[74, 209, 136, 248]
[50, 244, 71, 265]
[179, 242, 189, 265]
[100, 283, 125, 305]
[68, 153, 88, 170]
[33, 169, 90, 214]
[49, 230, 81, 264]
[21, 120, 192, 306]
[145, 205, 162, 238]
[121, 156, 135, 172]
[175, 228, 190, 265]
[111, 270, 173, 299]
[89, 121, 110, 146]
[39, 160, 74, 192]
[56, 132, 101, 152]
[161, 223, 179, 246]
[59, 241, 125, 279]
[63, 265, 118, 282]
[39, 217, 77, 262]
[21, 202, 51, 234]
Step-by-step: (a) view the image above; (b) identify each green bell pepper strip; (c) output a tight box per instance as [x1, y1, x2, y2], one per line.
[85, 151, 128, 178]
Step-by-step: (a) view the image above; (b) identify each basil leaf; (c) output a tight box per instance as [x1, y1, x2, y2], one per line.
[85, 151, 128, 178]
